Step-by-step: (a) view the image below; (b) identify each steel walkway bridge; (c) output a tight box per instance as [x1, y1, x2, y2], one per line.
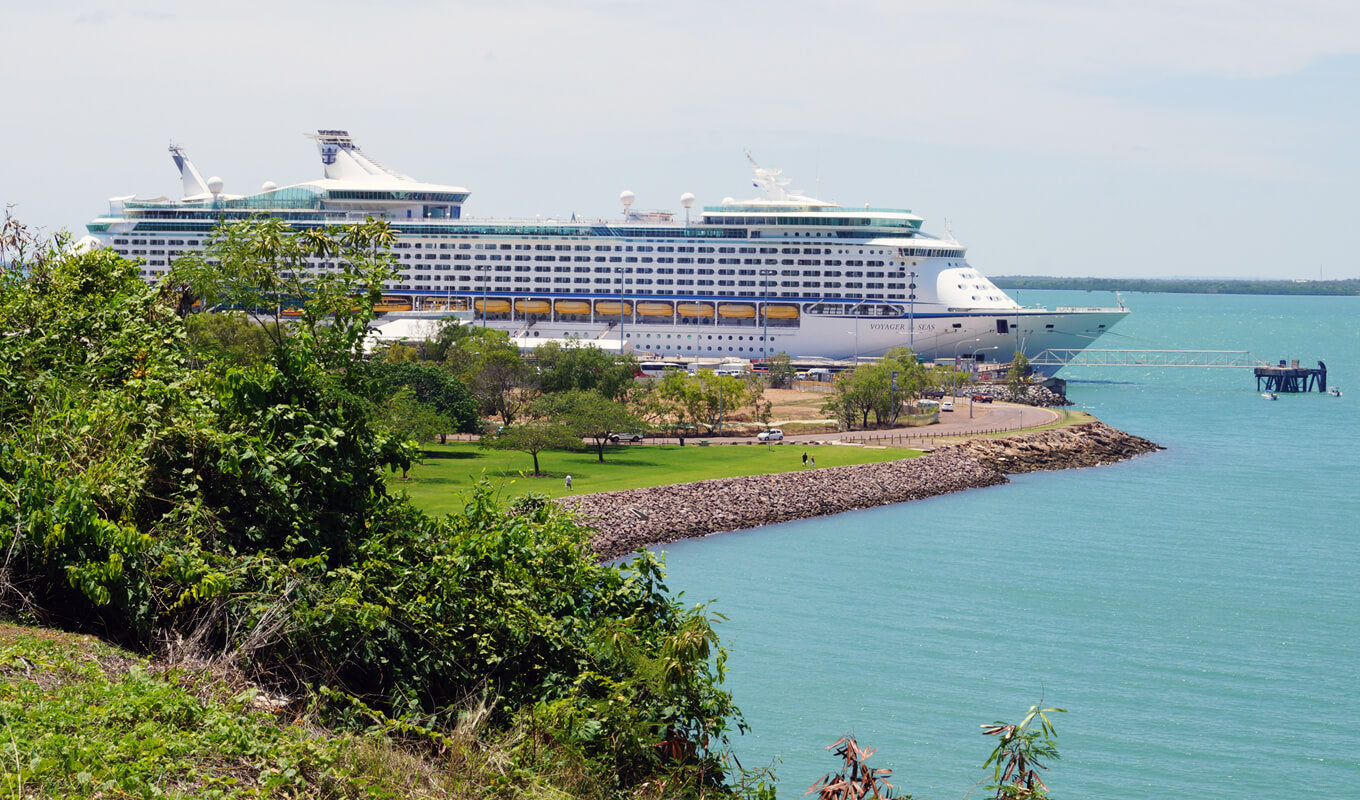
[1028, 349, 1272, 369]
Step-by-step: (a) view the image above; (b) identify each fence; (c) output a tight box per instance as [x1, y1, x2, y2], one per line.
[842, 426, 1011, 444]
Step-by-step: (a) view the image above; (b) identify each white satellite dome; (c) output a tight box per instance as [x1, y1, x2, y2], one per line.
[721, 196, 735, 206]
[619, 190, 635, 208]
[261, 180, 278, 192]
[680, 192, 696, 208]
[207, 176, 224, 195]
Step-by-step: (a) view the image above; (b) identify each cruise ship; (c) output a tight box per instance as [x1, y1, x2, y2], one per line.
[86, 130, 1127, 373]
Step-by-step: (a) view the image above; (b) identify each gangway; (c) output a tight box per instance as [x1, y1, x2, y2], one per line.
[1029, 349, 1271, 369]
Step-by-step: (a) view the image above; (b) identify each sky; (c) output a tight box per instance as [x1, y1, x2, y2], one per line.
[4, 0, 1359, 279]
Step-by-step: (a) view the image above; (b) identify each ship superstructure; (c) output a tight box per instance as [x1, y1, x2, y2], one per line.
[86, 131, 1127, 371]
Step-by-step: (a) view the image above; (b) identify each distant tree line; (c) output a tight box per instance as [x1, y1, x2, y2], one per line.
[993, 275, 1360, 296]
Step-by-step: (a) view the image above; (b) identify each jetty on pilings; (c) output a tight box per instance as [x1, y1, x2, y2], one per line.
[1255, 360, 1327, 393]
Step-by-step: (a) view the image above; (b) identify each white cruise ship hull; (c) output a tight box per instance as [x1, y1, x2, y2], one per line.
[88, 130, 1131, 375]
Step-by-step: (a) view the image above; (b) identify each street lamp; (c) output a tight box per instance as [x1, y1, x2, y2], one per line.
[953, 337, 982, 402]
[967, 346, 999, 419]
[615, 266, 627, 354]
[907, 270, 918, 351]
[759, 269, 775, 365]
[477, 264, 490, 327]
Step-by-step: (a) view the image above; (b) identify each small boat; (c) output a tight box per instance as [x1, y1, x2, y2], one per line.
[1262, 392, 1278, 400]
[1329, 387, 1342, 397]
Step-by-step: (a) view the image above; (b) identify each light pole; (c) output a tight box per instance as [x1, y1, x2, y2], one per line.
[478, 265, 490, 327]
[615, 267, 627, 354]
[968, 346, 999, 418]
[907, 270, 918, 351]
[759, 269, 775, 365]
[953, 337, 982, 402]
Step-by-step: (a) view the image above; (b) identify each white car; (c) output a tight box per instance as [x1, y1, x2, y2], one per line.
[756, 428, 784, 441]
[609, 432, 644, 443]
[940, 400, 954, 412]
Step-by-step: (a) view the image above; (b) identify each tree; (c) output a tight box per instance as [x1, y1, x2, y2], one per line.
[534, 389, 647, 462]
[532, 339, 638, 401]
[168, 216, 399, 369]
[375, 388, 451, 477]
[479, 420, 580, 475]
[1007, 353, 1032, 400]
[472, 347, 537, 426]
[821, 348, 927, 429]
[1, 218, 753, 798]
[981, 704, 1065, 799]
[362, 359, 480, 439]
[183, 310, 271, 367]
[436, 321, 518, 381]
[807, 736, 900, 800]
[766, 352, 797, 389]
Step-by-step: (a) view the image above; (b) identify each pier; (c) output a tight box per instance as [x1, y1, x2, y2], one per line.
[1255, 360, 1327, 393]
[1030, 349, 1333, 393]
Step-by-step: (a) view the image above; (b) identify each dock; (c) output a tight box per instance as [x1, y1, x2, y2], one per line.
[1255, 360, 1327, 393]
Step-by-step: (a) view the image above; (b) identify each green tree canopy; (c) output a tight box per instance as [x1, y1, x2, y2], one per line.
[532, 339, 638, 401]
[534, 388, 647, 462]
[361, 359, 480, 439]
[479, 419, 581, 475]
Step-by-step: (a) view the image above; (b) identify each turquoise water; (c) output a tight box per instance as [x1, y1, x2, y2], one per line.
[655, 291, 1360, 798]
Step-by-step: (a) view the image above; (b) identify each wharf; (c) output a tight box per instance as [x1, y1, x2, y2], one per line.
[1254, 360, 1327, 393]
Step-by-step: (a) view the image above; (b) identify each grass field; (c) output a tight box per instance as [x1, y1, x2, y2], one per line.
[394, 441, 921, 516]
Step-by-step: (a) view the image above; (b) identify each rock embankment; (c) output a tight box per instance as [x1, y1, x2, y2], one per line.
[970, 383, 1071, 407]
[952, 420, 1163, 473]
[558, 420, 1162, 559]
[559, 448, 1007, 561]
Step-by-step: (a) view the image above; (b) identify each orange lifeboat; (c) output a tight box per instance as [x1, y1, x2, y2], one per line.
[636, 302, 674, 317]
[514, 299, 552, 314]
[763, 304, 800, 319]
[554, 300, 592, 315]
[475, 298, 511, 313]
[594, 300, 633, 315]
[718, 303, 756, 319]
[677, 302, 715, 318]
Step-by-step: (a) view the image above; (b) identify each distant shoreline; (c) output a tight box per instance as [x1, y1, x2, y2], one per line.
[992, 276, 1359, 297]
[560, 421, 1162, 560]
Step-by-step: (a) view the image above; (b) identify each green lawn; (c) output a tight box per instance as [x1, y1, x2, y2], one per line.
[394, 441, 921, 516]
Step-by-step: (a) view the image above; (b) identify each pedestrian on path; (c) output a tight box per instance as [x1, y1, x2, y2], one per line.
[810, 456, 815, 468]
[565, 474, 572, 490]
[802, 451, 808, 466]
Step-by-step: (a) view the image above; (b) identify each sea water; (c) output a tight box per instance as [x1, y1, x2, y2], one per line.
[655, 291, 1360, 799]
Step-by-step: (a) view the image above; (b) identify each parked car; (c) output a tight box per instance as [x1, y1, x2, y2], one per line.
[940, 400, 954, 412]
[971, 393, 993, 403]
[756, 428, 784, 441]
[609, 432, 644, 443]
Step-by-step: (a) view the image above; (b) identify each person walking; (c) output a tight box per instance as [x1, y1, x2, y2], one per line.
[810, 456, 815, 468]
[565, 474, 572, 490]
[802, 451, 808, 466]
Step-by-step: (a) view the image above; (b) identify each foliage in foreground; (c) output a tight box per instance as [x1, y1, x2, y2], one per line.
[0, 218, 747, 798]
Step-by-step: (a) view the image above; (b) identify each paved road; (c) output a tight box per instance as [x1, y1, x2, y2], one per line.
[641, 400, 1062, 447]
[443, 399, 1063, 448]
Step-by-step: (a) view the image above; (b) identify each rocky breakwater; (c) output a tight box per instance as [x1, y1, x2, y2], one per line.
[559, 448, 1008, 561]
[951, 420, 1162, 473]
